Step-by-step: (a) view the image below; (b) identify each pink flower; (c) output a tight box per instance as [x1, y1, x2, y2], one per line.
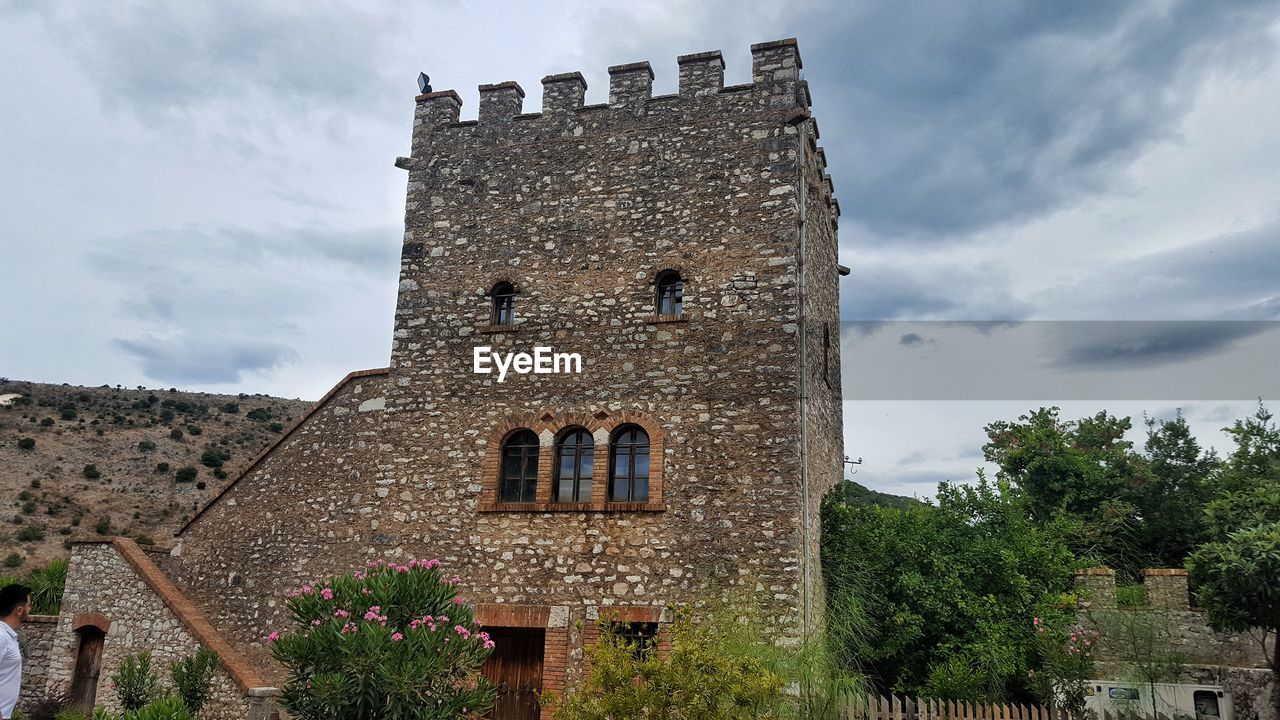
[320, 588, 334, 600]
[391, 633, 404, 641]
[454, 625, 472, 639]
[334, 609, 350, 619]
[369, 605, 381, 613]
[454, 597, 464, 605]
[311, 619, 322, 627]
[361, 588, 371, 596]
[410, 619, 421, 630]
[483, 640, 496, 650]
[341, 622, 358, 633]
[364, 611, 380, 621]
[266, 632, 281, 643]
[301, 584, 314, 595]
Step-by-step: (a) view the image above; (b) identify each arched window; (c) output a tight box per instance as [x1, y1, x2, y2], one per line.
[498, 429, 539, 503]
[491, 281, 515, 325]
[553, 427, 594, 503]
[655, 270, 683, 317]
[608, 425, 650, 502]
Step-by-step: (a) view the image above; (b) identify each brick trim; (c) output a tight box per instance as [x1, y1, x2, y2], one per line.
[471, 604, 566, 720]
[479, 409, 665, 512]
[71, 612, 111, 633]
[109, 538, 275, 696]
[177, 368, 389, 536]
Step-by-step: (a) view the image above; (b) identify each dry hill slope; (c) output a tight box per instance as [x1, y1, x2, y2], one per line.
[0, 378, 312, 568]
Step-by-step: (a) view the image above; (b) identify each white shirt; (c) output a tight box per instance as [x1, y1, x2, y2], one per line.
[0, 623, 20, 720]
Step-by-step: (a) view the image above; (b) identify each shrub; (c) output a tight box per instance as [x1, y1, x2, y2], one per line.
[155, 462, 170, 473]
[30, 478, 41, 488]
[3, 554, 22, 568]
[269, 559, 496, 719]
[40, 417, 54, 426]
[549, 605, 790, 720]
[1116, 584, 1149, 608]
[170, 648, 220, 714]
[195, 481, 207, 490]
[112, 651, 160, 712]
[16, 525, 45, 542]
[199, 447, 228, 469]
[268, 422, 284, 433]
[15, 687, 72, 720]
[28, 558, 68, 614]
[220, 402, 239, 414]
[186, 425, 202, 436]
[94, 517, 111, 535]
[135, 534, 155, 546]
[137, 439, 157, 453]
[174, 466, 198, 483]
[213, 469, 227, 480]
[246, 408, 270, 421]
[17, 437, 35, 450]
[22, 500, 37, 514]
[169, 428, 183, 441]
[59, 407, 77, 421]
[82, 464, 101, 479]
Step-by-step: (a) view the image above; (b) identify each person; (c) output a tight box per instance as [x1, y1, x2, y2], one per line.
[0, 584, 30, 720]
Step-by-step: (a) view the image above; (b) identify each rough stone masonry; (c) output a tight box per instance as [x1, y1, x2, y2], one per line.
[43, 38, 846, 717]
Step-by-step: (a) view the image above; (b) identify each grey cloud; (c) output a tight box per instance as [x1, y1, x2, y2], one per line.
[1049, 321, 1275, 371]
[899, 333, 925, 347]
[798, 1, 1279, 239]
[115, 334, 298, 384]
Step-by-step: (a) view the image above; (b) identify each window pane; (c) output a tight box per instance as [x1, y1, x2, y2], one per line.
[611, 474, 628, 502]
[634, 452, 649, 479]
[632, 477, 648, 502]
[613, 449, 629, 478]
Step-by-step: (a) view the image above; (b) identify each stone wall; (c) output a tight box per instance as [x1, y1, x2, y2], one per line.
[39, 539, 277, 719]
[172, 37, 845, 703]
[16, 615, 59, 712]
[1076, 569, 1276, 720]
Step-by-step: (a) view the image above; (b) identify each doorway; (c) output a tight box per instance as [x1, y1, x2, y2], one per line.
[68, 626, 106, 712]
[482, 626, 545, 720]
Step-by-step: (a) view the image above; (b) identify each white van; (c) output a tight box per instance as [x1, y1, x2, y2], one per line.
[1083, 680, 1230, 720]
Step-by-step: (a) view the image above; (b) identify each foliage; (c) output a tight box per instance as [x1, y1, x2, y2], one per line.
[169, 648, 220, 715]
[17, 524, 46, 542]
[821, 472, 1076, 702]
[269, 558, 496, 720]
[112, 651, 160, 712]
[246, 408, 270, 421]
[169, 429, 183, 441]
[173, 467, 198, 483]
[94, 517, 112, 535]
[3, 553, 23, 568]
[1095, 606, 1185, 719]
[83, 464, 101, 479]
[17, 436, 35, 449]
[831, 480, 919, 510]
[91, 696, 193, 720]
[1114, 585, 1148, 608]
[219, 402, 239, 414]
[198, 447, 229, 469]
[550, 606, 792, 720]
[28, 558, 68, 614]
[12, 687, 71, 720]
[1026, 618, 1096, 720]
[137, 440, 156, 453]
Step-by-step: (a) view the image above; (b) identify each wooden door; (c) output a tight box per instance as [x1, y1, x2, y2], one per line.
[68, 627, 106, 712]
[482, 627, 545, 720]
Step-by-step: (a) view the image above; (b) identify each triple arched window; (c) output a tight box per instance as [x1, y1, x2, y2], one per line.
[495, 424, 652, 506]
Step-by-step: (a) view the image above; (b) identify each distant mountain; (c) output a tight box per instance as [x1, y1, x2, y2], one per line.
[833, 479, 921, 509]
[0, 379, 312, 568]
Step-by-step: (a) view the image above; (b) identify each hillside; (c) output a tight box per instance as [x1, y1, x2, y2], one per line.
[834, 478, 920, 509]
[0, 378, 312, 568]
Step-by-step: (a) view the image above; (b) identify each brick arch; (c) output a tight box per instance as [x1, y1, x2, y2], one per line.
[72, 612, 111, 634]
[484, 277, 521, 295]
[479, 409, 665, 512]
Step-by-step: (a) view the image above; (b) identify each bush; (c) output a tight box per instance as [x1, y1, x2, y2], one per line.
[17, 437, 35, 450]
[269, 559, 496, 719]
[169, 428, 183, 441]
[268, 422, 285, 433]
[14, 687, 72, 720]
[59, 407, 77, 421]
[82, 464, 101, 479]
[185, 425, 202, 436]
[16, 525, 45, 542]
[28, 558, 68, 614]
[195, 481, 207, 490]
[3, 554, 22, 568]
[1116, 584, 1149, 608]
[30, 478, 41, 488]
[220, 402, 239, 414]
[22, 500, 37, 514]
[170, 648, 220, 714]
[213, 469, 227, 480]
[550, 605, 791, 720]
[40, 417, 54, 426]
[94, 517, 111, 535]
[199, 447, 229, 469]
[135, 534, 155, 546]
[246, 408, 270, 421]
[155, 462, 170, 473]
[112, 651, 160, 712]
[174, 466, 198, 483]
[137, 439, 157, 453]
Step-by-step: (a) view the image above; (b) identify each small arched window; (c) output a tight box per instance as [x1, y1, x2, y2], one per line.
[491, 281, 516, 325]
[553, 427, 594, 503]
[498, 429, 539, 503]
[655, 270, 683, 317]
[608, 425, 650, 502]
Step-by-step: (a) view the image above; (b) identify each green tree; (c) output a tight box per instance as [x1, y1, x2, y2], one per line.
[1136, 412, 1219, 568]
[821, 473, 1076, 701]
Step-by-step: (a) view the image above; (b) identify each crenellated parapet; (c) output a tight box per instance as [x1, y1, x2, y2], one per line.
[406, 38, 808, 154]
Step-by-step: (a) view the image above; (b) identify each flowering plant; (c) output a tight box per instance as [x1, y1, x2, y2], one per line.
[268, 559, 496, 720]
[1028, 615, 1097, 720]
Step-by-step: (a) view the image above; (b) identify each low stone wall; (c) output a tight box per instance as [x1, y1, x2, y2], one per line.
[35, 539, 278, 719]
[17, 615, 59, 711]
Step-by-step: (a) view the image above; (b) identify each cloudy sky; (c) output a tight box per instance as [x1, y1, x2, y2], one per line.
[2, 1, 1278, 497]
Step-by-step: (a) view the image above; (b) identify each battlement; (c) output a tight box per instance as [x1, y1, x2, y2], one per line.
[1073, 567, 1192, 610]
[407, 38, 807, 154]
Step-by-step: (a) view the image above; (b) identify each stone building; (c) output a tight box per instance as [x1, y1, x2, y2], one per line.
[1074, 568, 1277, 720]
[24, 38, 845, 720]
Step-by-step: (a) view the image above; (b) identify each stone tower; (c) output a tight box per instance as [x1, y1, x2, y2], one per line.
[166, 37, 844, 719]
